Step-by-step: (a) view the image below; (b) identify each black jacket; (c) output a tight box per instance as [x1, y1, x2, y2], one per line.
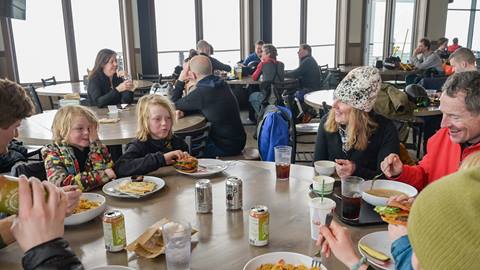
[115, 135, 188, 177]
[314, 113, 400, 179]
[199, 53, 231, 72]
[174, 75, 246, 156]
[22, 238, 83, 270]
[285, 55, 322, 91]
[87, 72, 133, 108]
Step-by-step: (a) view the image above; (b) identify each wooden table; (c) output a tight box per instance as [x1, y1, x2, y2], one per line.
[304, 89, 441, 117]
[17, 106, 205, 146]
[35, 81, 154, 97]
[226, 76, 261, 86]
[0, 161, 386, 270]
[339, 65, 414, 81]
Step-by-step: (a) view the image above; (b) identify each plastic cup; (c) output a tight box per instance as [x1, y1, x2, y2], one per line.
[341, 176, 364, 220]
[162, 221, 191, 270]
[309, 197, 336, 240]
[274, 146, 292, 181]
[312, 175, 335, 195]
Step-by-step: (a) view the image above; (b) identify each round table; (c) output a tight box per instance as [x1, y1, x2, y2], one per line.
[17, 106, 206, 146]
[0, 161, 386, 270]
[304, 89, 441, 117]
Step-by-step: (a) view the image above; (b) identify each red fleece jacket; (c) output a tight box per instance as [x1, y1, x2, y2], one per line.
[393, 128, 480, 191]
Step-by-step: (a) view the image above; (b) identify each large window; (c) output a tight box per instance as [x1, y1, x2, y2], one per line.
[391, 0, 415, 63]
[154, 0, 196, 75]
[272, 0, 301, 69]
[71, 0, 123, 78]
[365, 0, 386, 66]
[445, 0, 480, 51]
[203, 0, 240, 66]
[11, 0, 70, 83]
[307, 0, 337, 67]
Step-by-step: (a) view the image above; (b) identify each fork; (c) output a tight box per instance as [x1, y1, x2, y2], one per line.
[311, 213, 334, 268]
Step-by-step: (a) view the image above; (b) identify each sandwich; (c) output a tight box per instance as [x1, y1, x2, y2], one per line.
[174, 155, 198, 173]
[374, 201, 411, 226]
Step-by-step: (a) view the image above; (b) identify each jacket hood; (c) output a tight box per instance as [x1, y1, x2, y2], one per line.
[196, 74, 225, 88]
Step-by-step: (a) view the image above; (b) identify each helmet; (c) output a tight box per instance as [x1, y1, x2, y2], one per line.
[405, 84, 430, 107]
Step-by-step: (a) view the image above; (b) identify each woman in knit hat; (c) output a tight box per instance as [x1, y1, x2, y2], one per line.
[314, 66, 400, 179]
[317, 167, 480, 270]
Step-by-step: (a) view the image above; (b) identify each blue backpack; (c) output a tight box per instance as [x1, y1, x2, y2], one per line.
[257, 105, 292, 161]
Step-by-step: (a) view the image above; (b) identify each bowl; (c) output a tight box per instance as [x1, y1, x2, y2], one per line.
[361, 180, 417, 206]
[312, 175, 335, 195]
[314, 160, 336, 176]
[243, 252, 327, 270]
[65, 193, 106, 226]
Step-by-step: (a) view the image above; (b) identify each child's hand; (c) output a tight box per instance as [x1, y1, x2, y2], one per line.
[104, 168, 116, 180]
[176, 110, 185, 119]
[164, 150, 189, 165]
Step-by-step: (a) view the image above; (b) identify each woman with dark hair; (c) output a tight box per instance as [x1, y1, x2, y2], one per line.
[87, 48, 134, 108]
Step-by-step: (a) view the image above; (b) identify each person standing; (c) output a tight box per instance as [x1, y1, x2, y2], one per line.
[447, 37, 461, 53]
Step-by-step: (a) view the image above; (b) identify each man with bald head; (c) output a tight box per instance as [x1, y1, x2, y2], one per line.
[196, 40, 231, 72]
[174, 55, 246, 157]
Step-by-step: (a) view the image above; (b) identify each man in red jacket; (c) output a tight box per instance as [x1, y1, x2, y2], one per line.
[381, 71, 480, 191]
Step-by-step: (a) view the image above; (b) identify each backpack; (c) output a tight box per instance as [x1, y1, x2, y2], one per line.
[256, 105, 292, 161]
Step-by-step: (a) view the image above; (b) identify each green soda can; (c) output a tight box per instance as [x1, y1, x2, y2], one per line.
[102, 210, 127, 252]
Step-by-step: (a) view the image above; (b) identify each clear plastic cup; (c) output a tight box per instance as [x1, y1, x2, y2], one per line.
[274, 146, 292, 181]
[341, 176, 364, 220]
[162, 221, 191, 270]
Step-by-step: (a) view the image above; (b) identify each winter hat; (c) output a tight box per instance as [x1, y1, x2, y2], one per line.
[408, 168, 480, 270]
[334, 66, 382, 112]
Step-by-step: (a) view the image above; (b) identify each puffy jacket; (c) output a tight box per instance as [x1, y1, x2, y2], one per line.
[23, 238, 83, 270]
[393, 128, 480, 191]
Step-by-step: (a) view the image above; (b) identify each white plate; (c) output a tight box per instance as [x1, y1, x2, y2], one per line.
[176, 159, 227, 177]
[89, 266, 135, 270]
[358, 231, 395, 270]
[102, 176, 165, 198]
[243, 252, 327, 270]
[65, 193, 106, 226]
[361, 180, 417, 206]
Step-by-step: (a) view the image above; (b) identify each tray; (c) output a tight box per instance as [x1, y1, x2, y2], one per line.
[309, 181, 385, 226]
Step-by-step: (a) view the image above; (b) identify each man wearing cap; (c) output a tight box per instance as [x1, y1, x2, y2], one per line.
[314, 66, 399, 179]
[381, 71, 480, 191]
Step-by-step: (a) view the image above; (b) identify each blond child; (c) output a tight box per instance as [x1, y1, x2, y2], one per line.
[41, 105, 115, 191]
[115, 95, 189, 177]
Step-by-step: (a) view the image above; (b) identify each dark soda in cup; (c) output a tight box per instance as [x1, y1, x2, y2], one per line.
[341, 192, 362, 220]
[275, 163, 290, 181]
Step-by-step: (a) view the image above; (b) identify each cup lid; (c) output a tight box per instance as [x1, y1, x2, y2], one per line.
[309, 197, 336, 209]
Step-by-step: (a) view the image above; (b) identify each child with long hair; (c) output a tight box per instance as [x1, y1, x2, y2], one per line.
[115, 95, 189, 177]
[42, 105, 115, 191]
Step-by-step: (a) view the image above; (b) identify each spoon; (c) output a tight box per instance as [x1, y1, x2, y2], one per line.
[370, 173, 384, 190]
[106, 187, 141, 199]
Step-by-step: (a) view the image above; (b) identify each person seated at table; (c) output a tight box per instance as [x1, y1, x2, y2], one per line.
[285, 44, 322, 94]
[175, 55, 246, 157]
[242, 40, 264, 66]
[449, 47, 477, 73]
[447, 37, 461, 53]
[87, 48, 134, 108]
[249, 44, 285, 115]
[410, 38, 443, 74]
[196, 40, 231, 72]
[42, 105, 116, 191]
[381, 71, 480, 191]
[314, 66, 400, 180]
[115, 95, 189, 177]
[317, 167, 480, 270]
[434, 37, 449, 60]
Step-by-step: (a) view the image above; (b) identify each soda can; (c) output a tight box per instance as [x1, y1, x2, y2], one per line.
[226, 176, 242, 210]
[195, 179, 212, 213]
[102, 210, 126, 252]
[249, 205, 269, 246]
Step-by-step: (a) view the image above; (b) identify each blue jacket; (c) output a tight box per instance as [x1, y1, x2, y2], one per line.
[257, 105, 291, 161]
[243, 52, 260, 66]
[391, 235, 414, 270]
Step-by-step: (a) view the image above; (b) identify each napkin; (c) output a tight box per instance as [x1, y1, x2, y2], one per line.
[125, 218, 197, 258]
[98, 118, 120, 124]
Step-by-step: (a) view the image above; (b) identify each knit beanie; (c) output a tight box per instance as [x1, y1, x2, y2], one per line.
[334, 66, 382, 112]
[408, 168, 480, 270]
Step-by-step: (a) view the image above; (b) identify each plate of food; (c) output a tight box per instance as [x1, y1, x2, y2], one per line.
[243, 252, 327, 270]
[65, 193, 106, 225]
[102, 176, 165, 198]
[174, 157, 227, 177]
[358, 231, 395, 270]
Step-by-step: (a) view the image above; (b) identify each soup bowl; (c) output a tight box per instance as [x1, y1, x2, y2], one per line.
[361, 180, 417, 206]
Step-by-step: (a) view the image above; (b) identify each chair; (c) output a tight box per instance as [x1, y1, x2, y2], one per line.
[319, 64, 329, 85]
[11, 161, 46, 180]
[137, 73, 162, 83]
[175, 122, 211, 157]
[26, 84, 43, 114]
[41, 76, 57, 109]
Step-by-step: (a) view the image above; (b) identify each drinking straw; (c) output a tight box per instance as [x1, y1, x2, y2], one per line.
[321, 179, 325, 202]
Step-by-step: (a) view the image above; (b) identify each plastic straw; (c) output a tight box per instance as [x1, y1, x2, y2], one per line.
[321, 179, 325, 202]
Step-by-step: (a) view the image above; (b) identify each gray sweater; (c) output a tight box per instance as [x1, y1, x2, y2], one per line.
[409, 51, 443, 72]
